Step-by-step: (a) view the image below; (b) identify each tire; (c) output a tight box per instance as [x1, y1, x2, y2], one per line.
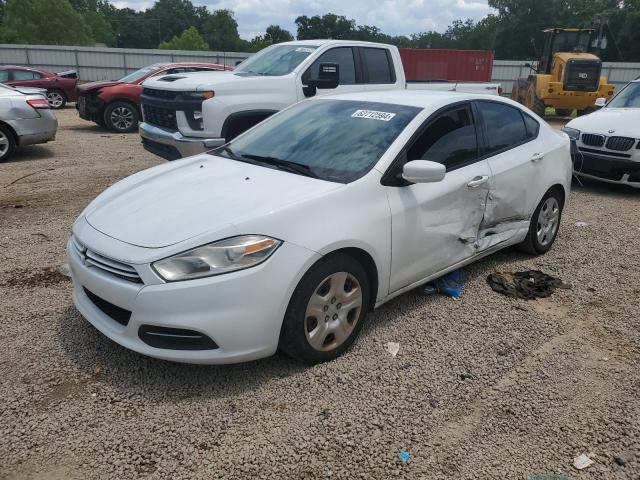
[46, 89, 66, 109]
[279, 253, 371, 364]
[103, 101, 139, 133]
[526, 83, 546, 117]
[0, 123, 16, 162]
[555, 108, 573, 117]
[518, 188, 564, 255]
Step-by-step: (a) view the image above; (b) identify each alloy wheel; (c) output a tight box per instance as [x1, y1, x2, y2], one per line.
[47, 91, 64, 108]
[536, 197, 560, 247]
[304, 272, 363, 351]
[110, 106, 134, 131]
[0, 130, 8, 157]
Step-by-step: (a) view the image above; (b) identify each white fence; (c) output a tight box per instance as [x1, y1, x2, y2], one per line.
[1, 44, 639, 90]
[0, 44, 250, 81]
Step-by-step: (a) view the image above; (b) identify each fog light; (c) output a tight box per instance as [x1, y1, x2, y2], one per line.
[193, 111, 203, 120]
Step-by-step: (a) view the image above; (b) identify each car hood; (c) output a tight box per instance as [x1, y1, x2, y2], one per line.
[78, 80, 123, 93]
[566, 108, 640, 137]
[85, 154, 341, 248]
[141, 70, 289, 94]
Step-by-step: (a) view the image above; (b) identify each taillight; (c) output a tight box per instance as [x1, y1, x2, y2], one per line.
[27, 98, 50, 109]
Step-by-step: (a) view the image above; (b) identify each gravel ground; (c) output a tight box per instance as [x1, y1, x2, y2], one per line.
[1, 109, 639, 480]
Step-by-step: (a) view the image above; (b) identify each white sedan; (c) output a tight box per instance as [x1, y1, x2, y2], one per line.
[563, 78, 640, 188]
[68, 91, 572, 364]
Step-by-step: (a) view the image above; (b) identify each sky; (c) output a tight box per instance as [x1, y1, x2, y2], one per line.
[112, 0, 494, 40]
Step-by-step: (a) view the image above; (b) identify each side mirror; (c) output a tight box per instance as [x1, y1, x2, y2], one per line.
[402, 160, 446, 184]
[594, 97, 607, 108]
[316, 62, 339, 89]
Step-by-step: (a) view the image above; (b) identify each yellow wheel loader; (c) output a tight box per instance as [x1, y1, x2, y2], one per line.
[512, 28, 615, 117]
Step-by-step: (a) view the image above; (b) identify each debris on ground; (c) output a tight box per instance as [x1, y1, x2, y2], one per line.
[486, 270, 571, 300]
[384, 342, 400, 358]
[398, 450, 411, 463]
[57, 263, 71, 278]
[422, 268, 468, 299]
[573, 453, 595, 470]
[575, 221, 590, 227]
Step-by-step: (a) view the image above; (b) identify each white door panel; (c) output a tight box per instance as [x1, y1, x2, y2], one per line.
[387, 160, 491, 292]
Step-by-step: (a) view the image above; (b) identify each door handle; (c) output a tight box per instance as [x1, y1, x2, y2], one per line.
[530, 152, 545, 162]
[467, 175, 489, 188]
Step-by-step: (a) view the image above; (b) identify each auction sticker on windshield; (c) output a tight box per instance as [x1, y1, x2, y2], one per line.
[351, 110, 397, 121]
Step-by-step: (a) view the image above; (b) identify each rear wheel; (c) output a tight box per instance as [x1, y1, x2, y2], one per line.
[525, 83, 546, 117]
[555, 108, 573, 116]
[279, 253, 370, 364]
[518, 189, 564, 255]
[0, 124, 16, 162]
[46, 89, 66, 109]
[104, 101, 139, 133]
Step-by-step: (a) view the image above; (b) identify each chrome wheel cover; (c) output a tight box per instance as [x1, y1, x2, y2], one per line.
[47, 91, 64, 108]
[110, 106, 134, 131]
[0, 130, 8, 157]
[536, 197, 560, 247]
[304, 272, 363, 351]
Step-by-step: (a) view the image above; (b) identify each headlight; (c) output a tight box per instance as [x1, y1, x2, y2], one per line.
[185, 90, 214, 99]
[152, 235, 281, 282]
[562, 126, 581, 141]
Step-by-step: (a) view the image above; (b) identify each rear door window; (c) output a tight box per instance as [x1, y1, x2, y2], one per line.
[407, 104, 478, 171]
[476, 101, 528, 155]
[523, 113, 540, 138]
[0, 70, 8, 82]
[303, 47, 356, 85]
[12, 70, 41, 80]
[362, 48, 394, 84]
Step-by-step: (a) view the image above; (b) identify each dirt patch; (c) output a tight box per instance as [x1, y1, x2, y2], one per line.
[1, 267, 70, 288]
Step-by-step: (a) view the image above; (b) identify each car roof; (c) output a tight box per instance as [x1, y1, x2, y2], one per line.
[315, 90, 518, 110]
[149, 62, 227, 68]
[279, 39, 396, 49]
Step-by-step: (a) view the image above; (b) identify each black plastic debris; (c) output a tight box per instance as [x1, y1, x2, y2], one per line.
[486, 270, 571, 300]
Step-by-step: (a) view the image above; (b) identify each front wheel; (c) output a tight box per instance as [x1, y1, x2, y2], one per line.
[47, 89, 66, 109]
[279, 253, 370, 364]
[103, 101, 139, 133]
[518, 189, 564, 255]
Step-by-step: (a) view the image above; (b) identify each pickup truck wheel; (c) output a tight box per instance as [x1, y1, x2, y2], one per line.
[0, 124, 17, 162]
[279, 253, 370, 364]
[104, 101, 139, 133]
[518, 189, 564, 255]
[46, 89, 66, 109]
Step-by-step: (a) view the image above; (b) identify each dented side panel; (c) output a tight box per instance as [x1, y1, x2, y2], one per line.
[388, 160, 491, 292]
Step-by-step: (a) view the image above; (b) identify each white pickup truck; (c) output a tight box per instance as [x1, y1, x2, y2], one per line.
[139, 40, 502, 160]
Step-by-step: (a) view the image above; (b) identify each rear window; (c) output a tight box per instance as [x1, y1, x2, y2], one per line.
[363, 48, 394, 84]
[523, 113, 539, 138]
[12, 70, 41, 80]
[477, 101, 528, 154]
[216, 100, 421, 183]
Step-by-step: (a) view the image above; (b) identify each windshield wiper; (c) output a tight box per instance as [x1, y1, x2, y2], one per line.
[240, 154, 318, 178]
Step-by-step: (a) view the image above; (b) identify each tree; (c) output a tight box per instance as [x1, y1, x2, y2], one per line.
[83, 10, 115, 46]
[202, 9, 245, 51]
[159, 26, 209, 50]
[146, 0, 204, 45]
[264, 25, 293, 44]
[295, 14, 355, 40]
[3, 0, 93, 45]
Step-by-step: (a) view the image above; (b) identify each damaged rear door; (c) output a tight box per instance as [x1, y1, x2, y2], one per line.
[386, 102, 491, 292]
[473, 100, 544, 250]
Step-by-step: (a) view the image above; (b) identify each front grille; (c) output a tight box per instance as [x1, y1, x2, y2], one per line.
[142, 104, 177, 130]
[581, 133, 605, 147]
[84, 288, 131, 326]
[606, 136, 635, 151]
[73, 237, 142, 283]
[142, 88, 178, 100]
[564, 60, 601, 91]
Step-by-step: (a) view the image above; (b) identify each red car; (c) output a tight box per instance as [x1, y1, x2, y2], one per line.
[76, 62, 230, 133]
[0, 65, 78, 109]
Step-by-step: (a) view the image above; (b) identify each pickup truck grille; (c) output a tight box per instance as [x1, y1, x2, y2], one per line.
[143, 104, 177, 130]
[606, 136, 635, 151]
[142, 88, 178, 100]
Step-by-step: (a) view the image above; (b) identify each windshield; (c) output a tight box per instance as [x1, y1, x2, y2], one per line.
[607, 82, 640, 108]
[552, 31, 593, 54]
[119, 66, 160, 83]
[235, 44, 318, 76]
[214, 100, 422, 183]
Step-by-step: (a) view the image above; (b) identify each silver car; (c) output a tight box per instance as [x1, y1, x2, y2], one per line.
[0, 84, 58, 162]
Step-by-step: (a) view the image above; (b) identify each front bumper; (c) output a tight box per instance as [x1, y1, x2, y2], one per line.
[573, 151, 640, 188]
[139, 122, 225, 161]
[67, 235, 320, 364]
